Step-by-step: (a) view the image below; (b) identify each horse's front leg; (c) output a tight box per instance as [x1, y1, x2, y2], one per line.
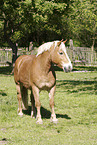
[49, 85, 58, 123]
[32, 85, 43, 124]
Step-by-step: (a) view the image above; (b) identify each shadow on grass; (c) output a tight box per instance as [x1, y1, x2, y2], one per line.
[0, 66, 13, 75]
[0, 90, 7, 96]
[73, 66, 97, 71]
[23, 106, 71, 120]
[56, 78, 97, 95]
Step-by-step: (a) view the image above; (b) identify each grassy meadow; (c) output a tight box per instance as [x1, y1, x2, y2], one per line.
[0, 66, 97, 145]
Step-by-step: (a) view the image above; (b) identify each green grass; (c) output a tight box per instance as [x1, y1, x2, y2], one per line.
[0, 66, 97, 144]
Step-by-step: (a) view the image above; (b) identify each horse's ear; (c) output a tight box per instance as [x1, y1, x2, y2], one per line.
[57, 39, 63, 46]
[63, 39, 67, 44]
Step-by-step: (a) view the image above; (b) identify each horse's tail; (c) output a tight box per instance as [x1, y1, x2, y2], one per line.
[21, 86, 28, 110]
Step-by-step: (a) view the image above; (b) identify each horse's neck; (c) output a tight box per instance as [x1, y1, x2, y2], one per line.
[38, 51, 52, 73]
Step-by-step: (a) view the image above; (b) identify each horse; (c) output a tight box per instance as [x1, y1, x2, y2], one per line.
[14, 40, 72, 124]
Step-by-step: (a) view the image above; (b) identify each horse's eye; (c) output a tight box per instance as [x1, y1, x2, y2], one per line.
[59, 52, 63, 55]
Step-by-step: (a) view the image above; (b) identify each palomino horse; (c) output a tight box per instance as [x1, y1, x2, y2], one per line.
[14, 40, 72, 124]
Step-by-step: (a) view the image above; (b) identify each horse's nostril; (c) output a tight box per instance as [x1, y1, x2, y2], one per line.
[63, 65, 73, 73]
[63, 67, 68, 72]
[68, 65, 72, 72]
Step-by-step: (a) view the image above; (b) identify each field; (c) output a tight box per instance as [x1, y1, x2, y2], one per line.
[0, 66, 97, 145]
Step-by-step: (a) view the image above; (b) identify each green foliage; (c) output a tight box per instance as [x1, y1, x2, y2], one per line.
[69, 0, 97, 47]
[0, 69, 97, 144]
[1, 0, 68, 46]
[0, 0, 97, 47]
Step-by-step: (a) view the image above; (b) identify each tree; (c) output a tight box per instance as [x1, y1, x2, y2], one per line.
[30, 0, 68, 43]
[69, 0, 97, 48]
[0, 0, 69, 64]
[0, 0, 24, 64]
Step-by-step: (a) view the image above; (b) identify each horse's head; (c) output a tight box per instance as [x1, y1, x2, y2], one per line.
[50, 40, 72, 72]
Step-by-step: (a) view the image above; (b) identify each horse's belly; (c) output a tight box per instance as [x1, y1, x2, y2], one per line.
[39, 82, 55, 90]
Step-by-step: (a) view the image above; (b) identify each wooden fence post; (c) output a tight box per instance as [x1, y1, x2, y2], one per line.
[91, 45, 94, 64]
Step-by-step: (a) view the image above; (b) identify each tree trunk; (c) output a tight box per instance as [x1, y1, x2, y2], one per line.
[4, 20, 18, 66]
[7, 39, 18, 66]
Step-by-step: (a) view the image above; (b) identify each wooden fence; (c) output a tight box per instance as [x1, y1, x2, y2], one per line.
[0, 48, 31, 66]
[0, 47, 97, 66]
[67, 47, 97, 66]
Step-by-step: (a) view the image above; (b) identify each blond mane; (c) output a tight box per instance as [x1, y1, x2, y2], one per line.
[36, 41, 60, 57]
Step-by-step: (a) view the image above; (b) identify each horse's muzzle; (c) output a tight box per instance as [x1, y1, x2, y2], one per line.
[63, 64, 73, 72]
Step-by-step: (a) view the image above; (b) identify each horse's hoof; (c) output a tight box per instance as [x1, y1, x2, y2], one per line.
[31, 111, 36, 118]
[18, 112, 23, 116]
[50, 118, 58, 124]
[36, 119, 43, 124]
[31, 116, 35, 119]
[22, 107, 28, 110]
[31, 115, 35, 119]
[22, 103, 28, 110]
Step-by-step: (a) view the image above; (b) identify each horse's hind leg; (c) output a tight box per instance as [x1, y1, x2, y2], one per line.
[30, 90, 36, 118]
[16, 84, 23, 116]
[49, 85, 58, 123]
[21, 86, 28, 110]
